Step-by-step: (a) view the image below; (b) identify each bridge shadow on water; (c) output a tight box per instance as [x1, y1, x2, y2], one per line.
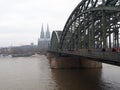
[51, 68, 116, 90]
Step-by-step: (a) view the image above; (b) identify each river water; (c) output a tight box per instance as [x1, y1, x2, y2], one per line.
[0, 55, 120, 90]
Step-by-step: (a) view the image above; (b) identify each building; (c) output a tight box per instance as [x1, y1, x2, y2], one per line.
[38, 24, 51, 51]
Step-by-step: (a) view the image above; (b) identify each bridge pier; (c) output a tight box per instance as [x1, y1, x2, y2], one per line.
[80, 58, 102, 68]
[47, 53, 102, 69]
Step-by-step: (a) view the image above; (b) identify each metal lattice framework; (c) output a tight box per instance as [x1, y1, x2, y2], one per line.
[50, 31, 62, 51]
[59, 0, 120, 51]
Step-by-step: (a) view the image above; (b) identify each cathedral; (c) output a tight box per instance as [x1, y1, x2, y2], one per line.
[38, 24, 51, 50]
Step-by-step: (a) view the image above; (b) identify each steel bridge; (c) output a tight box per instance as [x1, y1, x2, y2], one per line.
[49, 0, 120, 66]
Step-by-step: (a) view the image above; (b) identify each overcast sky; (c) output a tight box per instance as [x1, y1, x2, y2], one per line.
[0, 0, 81, 47]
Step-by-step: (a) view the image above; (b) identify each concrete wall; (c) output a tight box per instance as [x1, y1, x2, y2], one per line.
[47, 53, 102, 69]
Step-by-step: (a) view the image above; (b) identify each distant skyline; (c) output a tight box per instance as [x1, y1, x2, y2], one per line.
[0, 0, 81, 47]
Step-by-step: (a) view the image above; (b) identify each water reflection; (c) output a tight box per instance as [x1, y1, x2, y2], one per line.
[0, 55, 120, 90]
[51, 65, 120, 90]
[0, 55, 56, 90]
[52, 69, 102, 90]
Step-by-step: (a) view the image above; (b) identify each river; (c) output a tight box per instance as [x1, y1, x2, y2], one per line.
[0, 55, 120, 90]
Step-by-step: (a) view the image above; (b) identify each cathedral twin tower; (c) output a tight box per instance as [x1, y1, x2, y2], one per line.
[38, 24, 50, 49]
[40, 24, 50, 39]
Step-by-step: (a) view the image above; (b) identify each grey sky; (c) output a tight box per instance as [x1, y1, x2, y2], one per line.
[0, 0, 81, 47]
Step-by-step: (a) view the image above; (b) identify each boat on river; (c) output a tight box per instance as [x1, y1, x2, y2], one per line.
[12, 52, 34, 57]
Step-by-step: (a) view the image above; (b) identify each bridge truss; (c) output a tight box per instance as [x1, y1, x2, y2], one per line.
[59, 0, 120, 50]
[49, 0, 120, 65]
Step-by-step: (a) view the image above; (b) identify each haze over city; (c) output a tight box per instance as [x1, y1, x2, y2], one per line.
[0, 0, 81, 47]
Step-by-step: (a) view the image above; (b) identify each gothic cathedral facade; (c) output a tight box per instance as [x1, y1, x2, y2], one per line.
[38, 24, 50, 50]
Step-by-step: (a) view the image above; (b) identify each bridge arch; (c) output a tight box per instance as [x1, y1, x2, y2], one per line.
[59, 0, 120, 51]
[50, 31, 62, 51]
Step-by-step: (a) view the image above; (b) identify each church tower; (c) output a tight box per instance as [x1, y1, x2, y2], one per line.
[38, 24, 51, 52]
[40, 24, 44, 39]
[46, 24, 50, 39]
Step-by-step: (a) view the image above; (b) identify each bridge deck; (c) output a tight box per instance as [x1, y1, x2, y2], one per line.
[48, 49, 120, 66]
[49, 0, 120, 66]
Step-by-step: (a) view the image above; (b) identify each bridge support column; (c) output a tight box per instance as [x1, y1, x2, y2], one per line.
[47, 53, 102, 69]
[47, 53, 81, 69]
[80, 58, 102, 68]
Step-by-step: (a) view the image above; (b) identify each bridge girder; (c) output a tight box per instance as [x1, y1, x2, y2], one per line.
[49, 31, 62, 51]
[59, 0, 120, 51]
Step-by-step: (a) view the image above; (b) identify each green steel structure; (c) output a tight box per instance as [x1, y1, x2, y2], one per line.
[50, 31, 62, 51]
[59, 0, 120, 50]
[49, 0, 120, 66]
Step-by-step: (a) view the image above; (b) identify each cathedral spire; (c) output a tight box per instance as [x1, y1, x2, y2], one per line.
[40, 24, 44, 38]
[46, 24, 50, 39]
